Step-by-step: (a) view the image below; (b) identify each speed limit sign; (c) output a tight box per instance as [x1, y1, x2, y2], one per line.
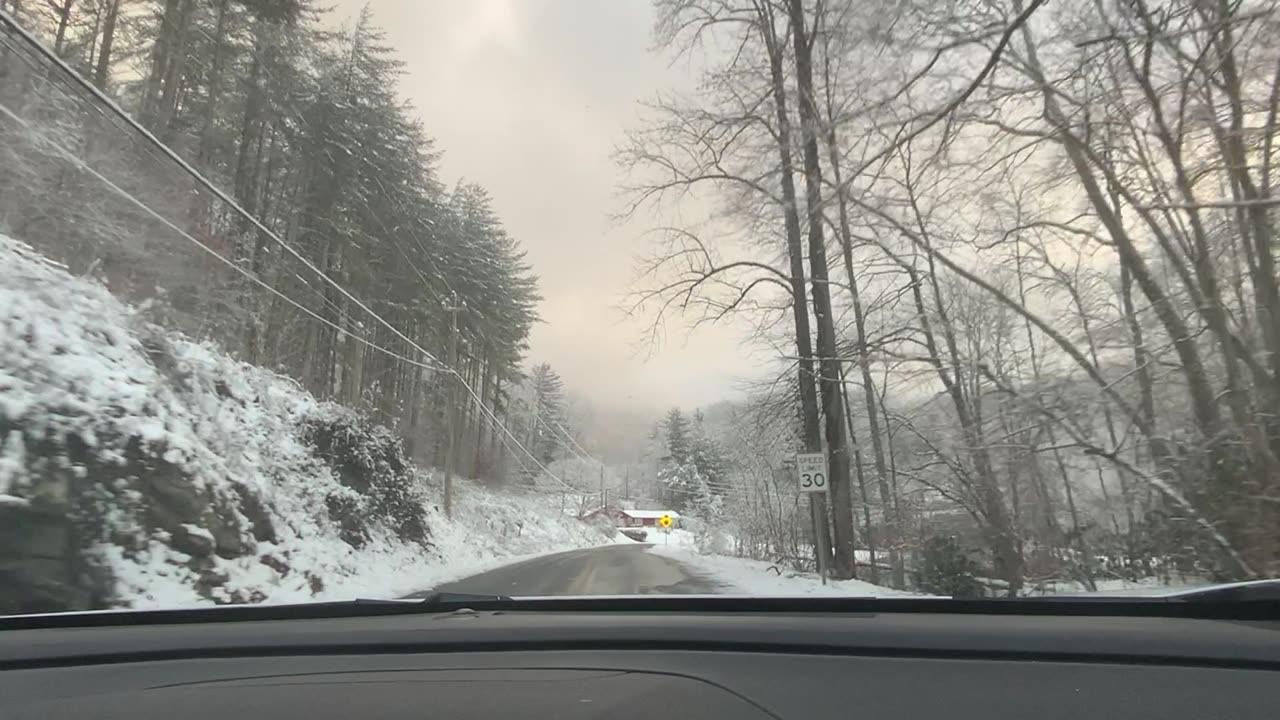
[796, 453, 828, 493]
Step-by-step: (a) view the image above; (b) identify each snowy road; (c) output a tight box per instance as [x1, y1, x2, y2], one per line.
[412, 544, 725, 597]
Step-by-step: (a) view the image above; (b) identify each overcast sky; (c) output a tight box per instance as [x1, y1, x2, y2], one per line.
[331, 0, 765, 414]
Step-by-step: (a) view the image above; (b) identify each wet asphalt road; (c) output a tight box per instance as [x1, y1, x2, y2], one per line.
[411, 543, 724, 597]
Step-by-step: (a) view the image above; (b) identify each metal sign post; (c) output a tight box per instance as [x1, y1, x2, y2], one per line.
[796, 453, 829, 585]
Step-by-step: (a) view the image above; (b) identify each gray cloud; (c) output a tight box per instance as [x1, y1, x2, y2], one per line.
[334, 1, 760, 411]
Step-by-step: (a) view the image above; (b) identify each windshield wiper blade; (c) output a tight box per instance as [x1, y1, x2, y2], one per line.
[292, 591, 513, 607]
[1160, 579, 1280, 603]
[401, 591, 513, 607]
[0, 593, 516, 630]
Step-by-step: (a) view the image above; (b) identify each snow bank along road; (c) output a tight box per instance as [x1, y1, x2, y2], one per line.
[411, 544, 725, 597]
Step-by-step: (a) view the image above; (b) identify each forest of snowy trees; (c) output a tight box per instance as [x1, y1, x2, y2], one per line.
[626, 0, 1280, 592]
[0, 1, 546, 480]
[4, 0, 1279, 598]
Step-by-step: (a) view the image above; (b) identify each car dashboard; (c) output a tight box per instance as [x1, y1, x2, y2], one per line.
[1, 600, 1277, 719]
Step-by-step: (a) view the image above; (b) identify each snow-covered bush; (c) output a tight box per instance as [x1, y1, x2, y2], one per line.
[302, 409, 430, 547]
[685, 481, 731, 556]
[917, 536, 983, 598]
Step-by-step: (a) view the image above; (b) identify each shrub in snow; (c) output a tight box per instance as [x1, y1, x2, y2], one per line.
[302, 409, 430, 548]
[917, 536, 983, 598]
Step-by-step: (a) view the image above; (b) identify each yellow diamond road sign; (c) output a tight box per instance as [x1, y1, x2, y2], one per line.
[659, 514, 673, 528]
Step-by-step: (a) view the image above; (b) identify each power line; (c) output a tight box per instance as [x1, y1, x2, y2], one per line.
[0, 30, 372, 345]
[547, 415, 599, 466]
[469, 396, 576, 497]
[531, 411, 594, 466]
[0, 10, 447, 371]
[4, 87, 564, 499]
[483, 414, 539, 483]
[0, 99, 447, 375]
[454, 378, 576, 492]
[2, 10, 566, 502]
[0, 31, 380, 331]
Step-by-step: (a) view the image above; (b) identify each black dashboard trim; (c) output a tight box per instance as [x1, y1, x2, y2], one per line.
[4, 596, 1279, 631]
[5, 637, 1280, 673]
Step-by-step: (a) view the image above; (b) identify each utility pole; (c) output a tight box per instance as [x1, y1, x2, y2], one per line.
[599, 464, 606, 509]
[443, 291, 463, 518]
[624, 466, 630, 500]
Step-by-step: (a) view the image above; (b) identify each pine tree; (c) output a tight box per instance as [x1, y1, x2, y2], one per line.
[1, 3, 542, 475]
[660, 408, 726, 510]
[528, 363, 566, 466]
[690, 410, 730, 497]
[662, 408, 691, 466]
[657, 459, 701, 512]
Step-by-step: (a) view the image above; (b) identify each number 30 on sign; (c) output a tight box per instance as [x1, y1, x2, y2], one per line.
[796, 453, 828, 493]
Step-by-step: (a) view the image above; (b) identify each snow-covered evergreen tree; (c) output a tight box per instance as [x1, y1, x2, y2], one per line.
[528, 363, 567, 466]
[689, 410, 731, 497]
[658, 407, 731, 512]
[662, 408, 691, 465]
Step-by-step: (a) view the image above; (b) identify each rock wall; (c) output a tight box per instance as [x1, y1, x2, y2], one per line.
[0, 397, 434, 614]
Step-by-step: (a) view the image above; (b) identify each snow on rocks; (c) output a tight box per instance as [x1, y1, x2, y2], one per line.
[0, 233, 612, 613]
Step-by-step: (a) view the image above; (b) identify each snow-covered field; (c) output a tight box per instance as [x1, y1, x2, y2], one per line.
[646, 529, 920, 597]
[1026, 576, 1210, 597]
[649, 534, 1199, 598]
[0, 233, 615, 610]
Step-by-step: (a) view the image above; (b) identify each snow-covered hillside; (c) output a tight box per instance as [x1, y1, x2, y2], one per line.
[0, 234, 613, 613]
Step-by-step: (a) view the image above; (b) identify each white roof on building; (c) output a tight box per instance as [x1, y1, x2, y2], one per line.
[621, 509, 681, 519]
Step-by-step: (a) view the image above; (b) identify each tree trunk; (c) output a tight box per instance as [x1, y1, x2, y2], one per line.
[141, 0, 183, 127]
[927, 246, 1022, 594]
[1012, 0, 1223, 449]
[1014, 243, 1094, 590]
[840, 365, 879, 584]
[234, 25, 270, 218]
[785, 0, 855, 579]
[1207, 0, 1280, 404]
[490, 376, 505, 481]
[155, 0, 195, 141]
[92, 0, 120, 89]
[198, 0, 233, 164]
[822, 47, 903, 588]
[474, 353, 495, 480]
[755, 0, 832, 572]
[51, 0, 74, 56]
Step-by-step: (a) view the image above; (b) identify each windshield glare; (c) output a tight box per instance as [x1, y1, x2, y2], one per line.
[1, 0, 1277, 617]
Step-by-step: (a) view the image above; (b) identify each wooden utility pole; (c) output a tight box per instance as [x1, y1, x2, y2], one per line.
[443, 291, 463, 517]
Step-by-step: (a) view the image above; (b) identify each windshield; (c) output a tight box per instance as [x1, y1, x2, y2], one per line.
[1, 0, 1277, 617]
